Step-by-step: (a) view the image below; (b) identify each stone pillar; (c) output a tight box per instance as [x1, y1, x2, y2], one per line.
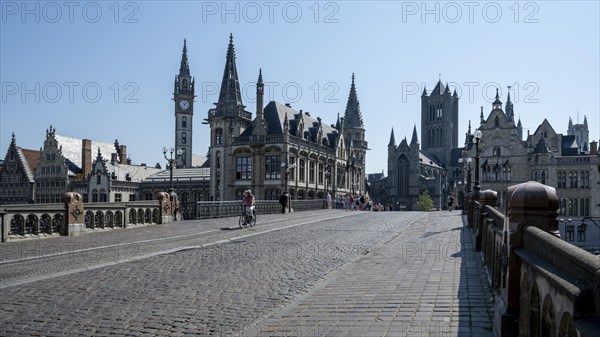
[63, 192, 85, 236]
[496, 181, 559, 337]
[475, 189, 497, 251]
[0, 209, 7, 242]
[158, 192, 172, 224]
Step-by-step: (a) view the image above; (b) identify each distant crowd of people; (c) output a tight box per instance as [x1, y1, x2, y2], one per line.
[323, 193, 386, 212]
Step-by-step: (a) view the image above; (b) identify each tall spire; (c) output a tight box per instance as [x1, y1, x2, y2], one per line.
[492, 88, 502, 110]
[179, 39, 190, 76]
[343, 73, 364, 129]
[505, 86, 514, 120]
[410, 125, 419, 145]
[388, 128, 396, 147]
[253, 68, 267, 136]
[217, 33, 244, 113]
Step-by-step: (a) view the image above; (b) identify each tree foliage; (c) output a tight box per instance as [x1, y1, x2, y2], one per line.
[415, 190, 433, 212]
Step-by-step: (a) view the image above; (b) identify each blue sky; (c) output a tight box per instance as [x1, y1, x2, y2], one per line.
[1, 1, 599, 175]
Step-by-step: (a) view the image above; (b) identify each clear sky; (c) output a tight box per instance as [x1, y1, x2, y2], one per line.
[1, 1, 599, 175]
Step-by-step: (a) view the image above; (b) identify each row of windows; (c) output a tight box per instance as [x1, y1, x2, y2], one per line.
[559, 198, 591, 217]
[428, 104, 443, 121]
[45, 153, 57, 161]
[482, 165, 512, 182]
[36, 180, 66, 188]
[35, 194, 63, 203]
[0, 188, 30, 197]
[557, 171, 590, 189]
[38, 165, 63, 174]
[564, 225, 586, 242]
[427, 128, 445, 147]
[236, 155, 339, 186]
[2, 173, 26, 183]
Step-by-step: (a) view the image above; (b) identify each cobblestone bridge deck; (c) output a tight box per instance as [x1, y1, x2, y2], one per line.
[0, 209, 494, 336]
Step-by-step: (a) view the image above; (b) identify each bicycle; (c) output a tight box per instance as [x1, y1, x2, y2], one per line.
[239, 205, 256, 228]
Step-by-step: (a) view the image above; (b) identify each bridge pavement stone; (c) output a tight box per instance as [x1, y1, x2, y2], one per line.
[245, 211, 495, 337]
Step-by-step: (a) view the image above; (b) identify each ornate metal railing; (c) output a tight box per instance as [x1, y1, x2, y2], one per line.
[179, 199, 326, 220]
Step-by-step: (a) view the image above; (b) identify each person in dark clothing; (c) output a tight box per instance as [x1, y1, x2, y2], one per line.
[279, 192, 288, 214]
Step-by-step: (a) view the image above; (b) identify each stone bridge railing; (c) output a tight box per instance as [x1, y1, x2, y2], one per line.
[0, 192, 176, 242]
[178, 199, 326, 220]
[468, 181, 600, 337]
[1, 194, 327, 242]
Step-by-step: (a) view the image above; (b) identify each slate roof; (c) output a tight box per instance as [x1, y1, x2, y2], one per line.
[241, 101, 339, 148]
[144, 167, 211, 182]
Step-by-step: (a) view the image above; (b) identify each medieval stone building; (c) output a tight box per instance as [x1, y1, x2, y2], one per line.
[205, 35, 367, 201]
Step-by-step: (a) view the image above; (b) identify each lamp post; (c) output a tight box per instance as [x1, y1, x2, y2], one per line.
[473, 130, 483, 193]
[281, 161, 296, 193]
[163, 147, 182, 193]
[579, 217, 600, 250]
[324, 164, 332, 195]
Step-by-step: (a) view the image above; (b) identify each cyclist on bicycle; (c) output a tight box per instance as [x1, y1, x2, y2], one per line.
[241, 189, 256, 218]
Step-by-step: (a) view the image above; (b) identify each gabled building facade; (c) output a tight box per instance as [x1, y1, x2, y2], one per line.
[462, 89, 599, 222]
[0, 133, 39, 204]
[204, 35, 366, 201]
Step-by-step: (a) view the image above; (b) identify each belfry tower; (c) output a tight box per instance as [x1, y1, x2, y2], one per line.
[173, 39, 195, 168]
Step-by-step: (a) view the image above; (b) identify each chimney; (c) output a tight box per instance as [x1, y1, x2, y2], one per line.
[591, 141, 598, 156]
[119, 145, 127, 164]
[82, 139, 92, 179]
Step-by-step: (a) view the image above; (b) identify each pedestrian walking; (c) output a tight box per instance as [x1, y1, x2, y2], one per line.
[447, 192, 454, 211]
[325, 193, 332, 209]
[279, 192, 288, 214]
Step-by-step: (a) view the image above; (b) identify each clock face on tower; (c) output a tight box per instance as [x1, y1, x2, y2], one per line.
[179, 100, 190, 110]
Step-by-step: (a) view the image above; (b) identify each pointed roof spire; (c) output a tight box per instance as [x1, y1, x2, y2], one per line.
[11, 132, 16, 145]
[335, 112, 341, 129]
[453, 89, 458, 98]
[492, 88, 502, 109]
[410, 125, 419, 145]
[217, 33, 244, 112]
[583, 115, 588, 126]
[422, 86, 427, 97]
[179, 39, 190, 76]
[468, 120, 472, 135]
[431, 79, 445, 95]
[343, 73, 364, 129]
[388, 128, 396, 147]
[505, 86, 514, 119]
[444, 82, 451, 94]
[257, 68, 263, 84]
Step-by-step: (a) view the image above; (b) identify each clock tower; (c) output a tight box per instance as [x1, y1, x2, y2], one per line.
[173, 39, 194, 168]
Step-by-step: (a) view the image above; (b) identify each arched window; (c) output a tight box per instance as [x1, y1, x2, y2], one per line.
[540, 171, 545, 184]
[495, 115, 500, 127]
[397, 155, 409, 197]
[215, 128, 223, 145]
[182, 116, 187, 128]
[182, 132, 187, 144]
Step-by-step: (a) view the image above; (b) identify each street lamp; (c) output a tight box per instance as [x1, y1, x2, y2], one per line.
[473, 130, 483, 193]
[281, 161, 296, 192]
[578, 217, 600, 249]
[324, 164, 332, 195]
[163, 147, 182, 192]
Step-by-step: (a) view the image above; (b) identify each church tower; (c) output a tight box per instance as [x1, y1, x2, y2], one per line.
[207, 34, 252, 200]
[343, 73, 368, 193]
[420, 79, 459, 167]
[173, 39, 194, 168]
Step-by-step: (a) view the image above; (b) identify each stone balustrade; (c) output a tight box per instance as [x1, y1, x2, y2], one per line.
[1, 192, 175, 242]
[1, 195, 326, 242]
[468, 181, 600, 337]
